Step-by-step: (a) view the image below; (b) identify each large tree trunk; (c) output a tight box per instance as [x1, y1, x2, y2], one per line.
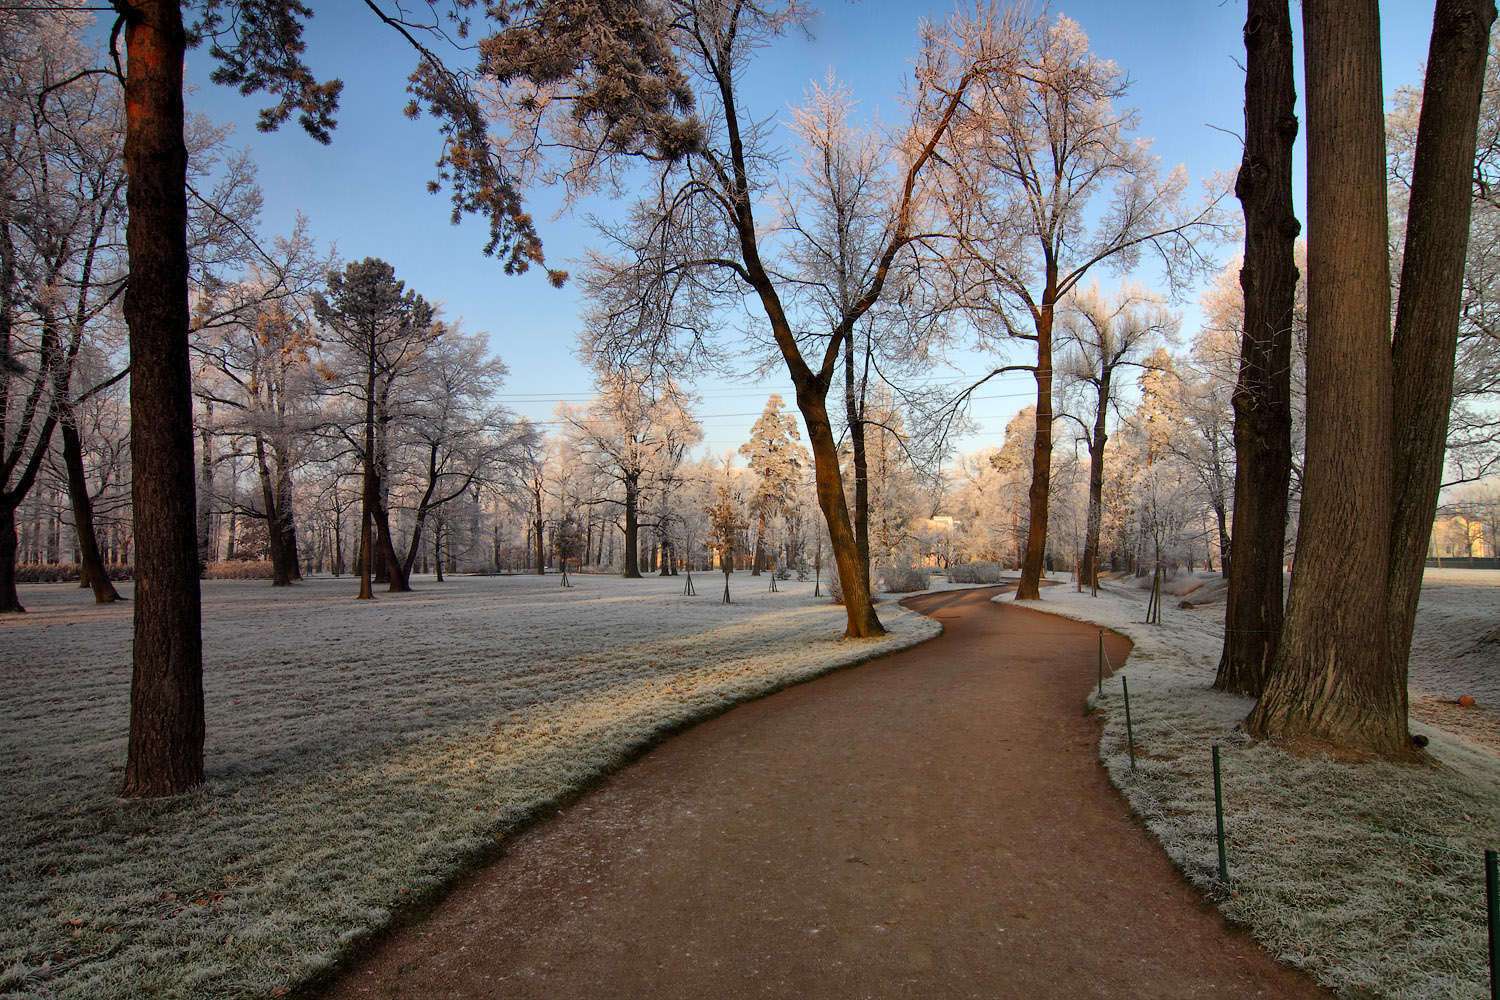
[0, 207, 14, 613]
[276, 458, 301, 582]
[1245, 0, 1402, 756]
[533, 481, 545, 575]
[797, 384, 884, 637]
[197, 401, 214, 574]
[119, 0, 205, 797]
[280, 520, 301, 580]
[0, 503, 20, 612]
[844, 333, 871, 577]
[62, 416, 122, 603]
[371, 486, 407, 591]
[1216, 0, 1300, 696]
[0, 319, 61, 613]
[1017, 298, 1056, 600]
[1080, 372, 1111, 591]
[1213, 497, 1230, 580]
[736, 202, 880, 633]
[1386, 0, 1496, 681]
[622, 471, 642, 578]
[357, 355, 377, 599]
[254, 433, 292, 586]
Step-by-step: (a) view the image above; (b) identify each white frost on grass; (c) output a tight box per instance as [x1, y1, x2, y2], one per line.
[1006, 575, 1500, 1000]
[0, 573, 938, 999]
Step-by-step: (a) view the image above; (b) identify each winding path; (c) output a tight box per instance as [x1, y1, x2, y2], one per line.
[321, 587, 1328, 999]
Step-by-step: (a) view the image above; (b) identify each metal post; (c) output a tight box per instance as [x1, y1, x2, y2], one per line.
[1098, 631, 1104, 696]
[1122, 675, 1136, 772]
[1213, 745, 1228, 882]
[1487, 848, 1499, 1000]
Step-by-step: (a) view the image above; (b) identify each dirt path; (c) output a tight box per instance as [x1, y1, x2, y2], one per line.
[320, 587, 1328, 999]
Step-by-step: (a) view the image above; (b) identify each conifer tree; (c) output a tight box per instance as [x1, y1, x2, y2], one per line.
[739, 395, 808, 577]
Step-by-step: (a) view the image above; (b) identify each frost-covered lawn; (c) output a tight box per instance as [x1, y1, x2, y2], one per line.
[1021, 572, 1500, 1000]
[0, 573, 938, 999]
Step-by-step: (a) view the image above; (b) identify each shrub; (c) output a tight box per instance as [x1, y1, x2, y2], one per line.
[204, 560, 273, 580]
[15, 563, 133, 583]
[880, 563, 930, 593]
[826, 565, 844, 605]
[946, 561, 1008, 584]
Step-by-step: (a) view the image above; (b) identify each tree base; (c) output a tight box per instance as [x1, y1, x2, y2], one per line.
[1241, 726, 1431, 766]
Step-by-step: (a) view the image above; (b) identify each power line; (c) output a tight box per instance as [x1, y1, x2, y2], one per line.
[504, 388, 1040, 417]
[491, 372, 1037, 405]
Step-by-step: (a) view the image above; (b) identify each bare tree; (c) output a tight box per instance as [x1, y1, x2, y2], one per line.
[1055, 282, 1176, 591]
[390, 324, 525, 579]
[0, 13, 133, 611]
[933, 12, 1227, 601]
[194, 225, 333, 586]
[500, 423, 552, 575]
[488, 1, 1032, 636]
[776, 75, 950, 583]
[562, 370, 701, 579]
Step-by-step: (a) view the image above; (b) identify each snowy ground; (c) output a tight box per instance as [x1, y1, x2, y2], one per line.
[1016, 571, 1500, 1000]
[0, 573, 938, 1000]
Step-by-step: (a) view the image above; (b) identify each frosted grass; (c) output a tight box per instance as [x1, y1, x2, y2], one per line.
[1021, 575, 1500, 1000]
[0, 573, 939, 999]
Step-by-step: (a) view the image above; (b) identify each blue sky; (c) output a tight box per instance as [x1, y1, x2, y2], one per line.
[169, 1, 1438, 455]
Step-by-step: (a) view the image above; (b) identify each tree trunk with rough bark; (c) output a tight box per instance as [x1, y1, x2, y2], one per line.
[62, 417, 121, 603]
[844, 333, 871, 579]
[1386, 0, 1496, 683]
[1245, 0, 1401, 755]
[1216, 0, 1300, 697]
[1080, 370, 1111, 592]
[1017, 296, 1056, 600]
[371, 486, 406, 591]
[0, 504, 19, 612]
[1213, 498, 1231, 579]
[276, 460, 301, 582]
[797, 382, 884, 637]
[119, 0, 205, 797]
[357, 354, 377, 599]
[254, 434, 292, 586]
[197, 402, 213, 574]
[622, 471, 642, 578]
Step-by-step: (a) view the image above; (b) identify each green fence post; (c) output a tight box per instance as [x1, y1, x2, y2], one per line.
[1487, 848, 1498, 1000]
[1097, 631, 1104, 696]
[1213, 745, 1228, 882]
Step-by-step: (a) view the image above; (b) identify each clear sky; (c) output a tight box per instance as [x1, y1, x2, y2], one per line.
[165, 0, 1438, 457]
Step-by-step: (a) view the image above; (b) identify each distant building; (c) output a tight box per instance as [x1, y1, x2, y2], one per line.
[1430, 514, 1492, 561]
[917, 515, 960, 567]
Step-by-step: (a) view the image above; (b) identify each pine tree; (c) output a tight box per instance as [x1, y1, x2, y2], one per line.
[739, 395, 808, 578]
